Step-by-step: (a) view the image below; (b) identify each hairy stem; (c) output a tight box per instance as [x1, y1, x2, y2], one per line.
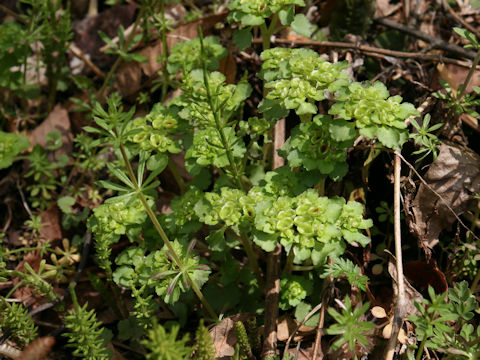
[97, 7, 146, 100]
[119, 144, 217, 320]
[457, 49, 480, 102]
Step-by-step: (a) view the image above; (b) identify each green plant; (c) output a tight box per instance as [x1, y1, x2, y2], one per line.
[228, 0, 313, 50]
[433, 28, 480, 120]
[409, 114, 443, 162]
[325, 297, 374, 353]
[321, 257, 368, 291]
[0, 299, 38, 348]
[63, 284, 109, 359]
[408, 283, 480, 360]
[195, 319, 216, 360]
[142, 320, 193, 360]
[0, 131, 30, 169]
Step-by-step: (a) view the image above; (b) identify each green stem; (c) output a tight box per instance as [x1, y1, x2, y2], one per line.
[469, 203, 480, 292]
[240, 233, 264, 288]
[119, 144, 217, 320]
[97, 7, 146, 100]
[5, 246, 53, 255]
[199, 67, 245, 191]
[415, 336, 427, 360]
[291, 265, 321, 271]
[458, 49, 480, 102]
[283, 247, 295, 273]
[159, 0, 170, 103]
[315, 177, 326, 196]
[167, 156, 186, 194]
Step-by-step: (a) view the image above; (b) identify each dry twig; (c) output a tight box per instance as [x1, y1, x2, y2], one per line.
[384, 152, 408, 359]
[253, 38, 480, 69]
[374, 18, 476, 59]
[262, 119, 286, 359]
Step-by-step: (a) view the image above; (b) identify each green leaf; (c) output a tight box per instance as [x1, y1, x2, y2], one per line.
[96, 180, 131, 192]
[376, 127, 403, 150]
[291, 14, 314, 38]
[233, 28, 253, 50]
[107, 163, 135, 189]
[57, 196, 76, 214]
[240, 14, 265, 26]
[328, 120, 356, 142]
[279, 6, 295, 25]
[146, 153, 168, 172]
[45, 130, 63, 150]
[206, 228, 226, 252]
[0, 131, 30, 169]
[295, 301, 320, 327]
[252, 230, 278, 252]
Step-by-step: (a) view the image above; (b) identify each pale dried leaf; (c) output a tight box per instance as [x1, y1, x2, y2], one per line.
[371, 306, 388, 319]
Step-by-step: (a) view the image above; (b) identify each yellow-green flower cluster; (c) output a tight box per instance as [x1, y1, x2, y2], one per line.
[330, 81, 419, 149]
[127, 104, 180, 154]
[229, 0, 305, 26]
[197, 186, 372, 264]
[261, 48, 350, 115]
[167, 36, 227, 74]
[279, 274, 313, 310]
[90, 198, 148, 237]
[185, 127, 246, 168]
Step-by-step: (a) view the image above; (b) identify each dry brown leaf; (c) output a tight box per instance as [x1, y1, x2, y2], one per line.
[437, 63, 480, 94]
[28, 104, 73, 156]
[219, 51, 238, 84]
[40, 206, 63, 242]
[115, 12, 228, 96]
[277, 315, 315, 342]
[375, 0, 402, 19]
[411, 143, 480, 249]
[209, 313, 251, 359]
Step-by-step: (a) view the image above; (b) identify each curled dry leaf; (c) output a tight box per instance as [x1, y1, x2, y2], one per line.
[387, 254, 423, 316]
[16, 336, 55, 360]
[276, 315, 315, 342]
[209, 313, 252, 359]
[410, 143, 480, 250]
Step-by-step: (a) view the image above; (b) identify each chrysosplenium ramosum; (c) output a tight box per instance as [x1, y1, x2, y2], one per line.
[195, 186, 372, 265]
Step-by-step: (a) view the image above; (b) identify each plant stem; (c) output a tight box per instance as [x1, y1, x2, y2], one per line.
[415, 337, 427, 360]
[283, 247, 295, 273]
[159, 0, 170, 103]
[457, 49, 480, 103]
[97, 6, 146, 100]
[118, 144, 217, 320]
[470, 203, 480, 292]
[240, 233, 264, 288]
[198, 51, 246, 191]
[167, 157, 186, 194]
[384, 152, 407, 360]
